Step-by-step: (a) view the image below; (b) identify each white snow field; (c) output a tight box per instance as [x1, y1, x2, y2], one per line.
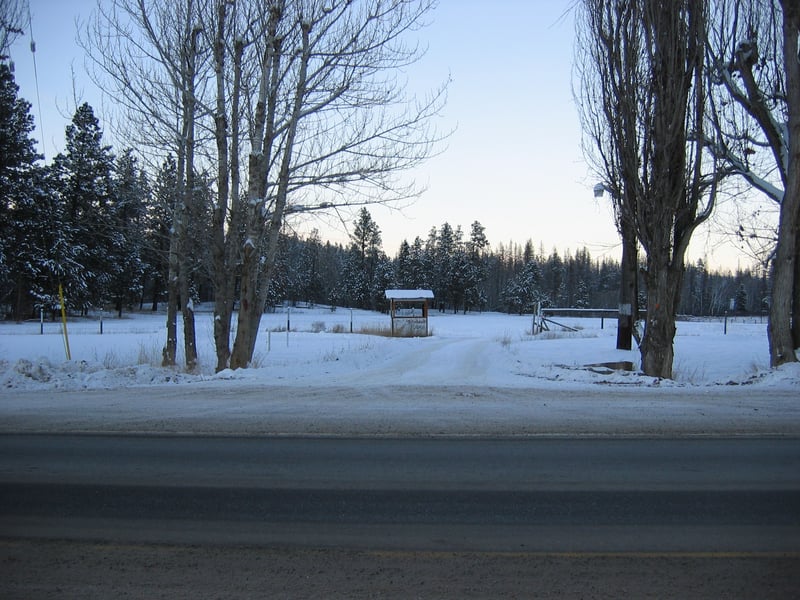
[1, 306, 798, 436]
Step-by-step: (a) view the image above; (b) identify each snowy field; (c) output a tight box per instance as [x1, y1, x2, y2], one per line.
[1, 305, 798, 391]
[1, 306, 798, 436]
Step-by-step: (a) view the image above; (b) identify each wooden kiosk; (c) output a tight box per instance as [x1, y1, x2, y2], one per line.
[385, 289, 434, 337]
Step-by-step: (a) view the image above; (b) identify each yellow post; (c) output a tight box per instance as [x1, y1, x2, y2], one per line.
[59, 284, 71, 360]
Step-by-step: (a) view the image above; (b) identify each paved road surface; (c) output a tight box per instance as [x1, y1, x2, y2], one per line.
[2, 434, 798, 552]
[3, 434, 799, 598]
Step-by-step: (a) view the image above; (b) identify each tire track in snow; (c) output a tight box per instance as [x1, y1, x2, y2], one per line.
[354, 337, 491, 386]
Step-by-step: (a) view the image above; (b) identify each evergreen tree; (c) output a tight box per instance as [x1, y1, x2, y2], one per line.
[575, 280, 590, 308]
[51, 103, 116, 312]
[300, 229, 325, 305]
[594, 257, 621, 308]
[395, 240, 413, 288]
[409, 236, 431, 290]
[463, 221, 489, 312]
[1, 63, 36, 311]
[280, 231, 323, 306]
[8, 168, 79, 319]
[435, 223, 454, 296]
[0, 62, 35, 266]
[568, 248, 593, 308]
[501, 260, 544, 315]
[268, 234, 291, 308]
[0, 63, 80, 319]
[544, 250, 566, 307]
[523, 239, 535, 265]
[448, 243, 470, 312]
[142, 155, 176, 311]
[108, 149, 147, 316]
[371, 255, 396, 312]
[342, 208, 384, 309]
[687, 259, 711, 316]
[320, 241, 346, 307]
[734, 282, 748, 314]
[186, 169, 214, 299]
[337, 246, 367, 308]
[393, 236, 430, 291]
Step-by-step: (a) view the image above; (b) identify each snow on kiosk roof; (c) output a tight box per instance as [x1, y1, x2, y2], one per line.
[385, 289, 434, 300]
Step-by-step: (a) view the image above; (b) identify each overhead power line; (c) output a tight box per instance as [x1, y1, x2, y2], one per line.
[28, 6, 45, 160]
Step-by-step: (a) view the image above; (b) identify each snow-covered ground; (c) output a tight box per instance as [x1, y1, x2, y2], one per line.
[1, 306, 797, 436]
[1, 305, 797, 390]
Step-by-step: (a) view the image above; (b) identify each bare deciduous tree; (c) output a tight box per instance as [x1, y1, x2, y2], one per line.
[577, 0, 719, 378]
[1, 0, 27, 61]
[705, 0, 799, 366]
[82, 0, 211, 370]
[223, 0, 447, 369]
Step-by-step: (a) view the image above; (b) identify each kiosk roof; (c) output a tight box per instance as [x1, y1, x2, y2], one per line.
[384, 289, 434, 300]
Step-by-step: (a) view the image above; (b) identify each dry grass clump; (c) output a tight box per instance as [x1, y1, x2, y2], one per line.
[358, 324, 432, 338]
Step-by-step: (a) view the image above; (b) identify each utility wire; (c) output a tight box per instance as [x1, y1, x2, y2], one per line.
[28, 6, 45, 160]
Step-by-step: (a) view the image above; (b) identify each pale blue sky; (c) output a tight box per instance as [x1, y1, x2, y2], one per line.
[9, 0, 742, 268]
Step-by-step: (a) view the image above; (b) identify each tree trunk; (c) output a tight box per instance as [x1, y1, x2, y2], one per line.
[162, 266, 178, 366]
[177, 21, 201, 372]
[230, 247, 266, 368]
[161, 10, 200, 369]
[211, 0, 231, 373]
[640, 263, 683, 379]
[229, 150, 269, 370]
[162, 149, 181, 368]
[151, 278, 159, 312]
[617, 219, 638, 351]
[793, 226, 800, 350]
[179, 278, 197, 371]
[231, 11, 309, 370]
[768, 187, 799, 366]
[768, 0, 800, 366]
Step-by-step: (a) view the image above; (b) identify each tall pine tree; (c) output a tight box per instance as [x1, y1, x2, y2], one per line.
[51, 103, 116, 313]
[341, 208, 384, 309]
[0, 62, 39, 314]
[108, 149, 148, 316]
[141, 155, 176, 311]
[0, 62, 76, 319]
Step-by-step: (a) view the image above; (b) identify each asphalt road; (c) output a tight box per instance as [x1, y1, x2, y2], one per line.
[2, 434, 799, 553]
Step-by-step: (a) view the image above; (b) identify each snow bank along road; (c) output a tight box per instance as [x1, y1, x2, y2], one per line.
[1, 383, 798, 437]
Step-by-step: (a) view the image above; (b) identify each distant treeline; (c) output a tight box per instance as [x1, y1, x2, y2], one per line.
[262, 210, 766, 317]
